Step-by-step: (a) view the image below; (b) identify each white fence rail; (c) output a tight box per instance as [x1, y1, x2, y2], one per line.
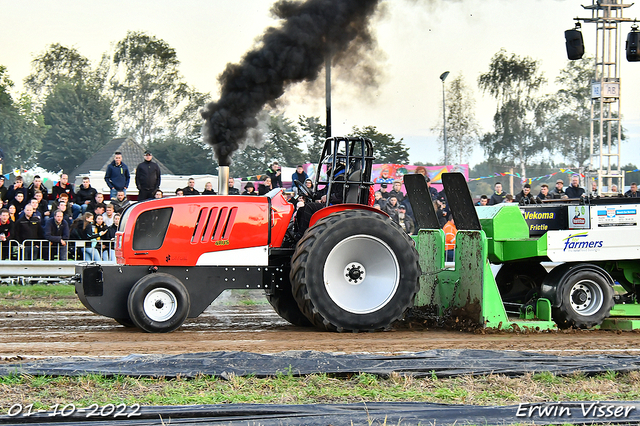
[0, 240, 116, 282]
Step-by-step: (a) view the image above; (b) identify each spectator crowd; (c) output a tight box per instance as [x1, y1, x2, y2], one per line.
[1, 146, 637, 263]
[480, 175, 638, 207]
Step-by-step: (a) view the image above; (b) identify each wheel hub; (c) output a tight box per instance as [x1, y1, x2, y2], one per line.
[344, 262, 366, 284]
[143, 288, 178, 322]
[324, 235, 400, 314]
[572, 289, 588, 305]
[569, 280, 603, 315]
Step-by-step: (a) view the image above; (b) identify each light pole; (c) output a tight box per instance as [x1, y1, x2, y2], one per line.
[440, 71, 450, 165]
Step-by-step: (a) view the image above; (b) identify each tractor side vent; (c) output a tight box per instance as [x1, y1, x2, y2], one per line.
[191, 207, 238, 243]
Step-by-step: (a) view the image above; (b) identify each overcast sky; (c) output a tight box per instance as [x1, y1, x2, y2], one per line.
[2, 0, 639, 170]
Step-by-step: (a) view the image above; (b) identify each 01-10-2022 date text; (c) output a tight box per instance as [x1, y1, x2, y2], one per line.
[5, 403, 141, 418]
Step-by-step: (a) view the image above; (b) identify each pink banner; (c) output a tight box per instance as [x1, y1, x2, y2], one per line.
[301, 163, 469, 193]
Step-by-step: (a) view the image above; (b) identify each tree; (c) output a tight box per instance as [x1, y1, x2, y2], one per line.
[298, 115, 326, 164]
[348, 125, 409, 164]
[0, 66, 47, 172]
[267, 114, 306, 167]
[478, 49, 550, 179]
[229, 145, 270, 179]
[432, 74, 479, 164]
[549, 57, 625, 168]
[109, 31, 192, 144]
[147, 136, 218, 175]
[24, 44, 93, 104]
[38, 80, 114, 173]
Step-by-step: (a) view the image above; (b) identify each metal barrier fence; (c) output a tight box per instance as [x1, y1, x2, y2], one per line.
[0, 240, 116, 282]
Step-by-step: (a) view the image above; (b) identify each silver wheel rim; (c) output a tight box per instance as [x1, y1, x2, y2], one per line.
[143, 288, 178, 322]
[323, 235, 400, 314]
[569, 279, 604, 316]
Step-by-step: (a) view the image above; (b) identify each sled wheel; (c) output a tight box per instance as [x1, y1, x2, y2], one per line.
[495, 261, 547, 303]
[114, 317, 136, 328]
[127, 273, 190, 333]
[290, 209, 420, 332]
[552, 268, 614, 329]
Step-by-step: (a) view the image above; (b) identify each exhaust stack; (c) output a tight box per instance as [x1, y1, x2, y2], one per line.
[218, 166, 229, 195]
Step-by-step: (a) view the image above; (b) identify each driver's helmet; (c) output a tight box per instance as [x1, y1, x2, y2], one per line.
[322, 154, 346, 176]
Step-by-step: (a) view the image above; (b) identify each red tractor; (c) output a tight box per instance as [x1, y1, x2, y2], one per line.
[75, 137, 420, 332]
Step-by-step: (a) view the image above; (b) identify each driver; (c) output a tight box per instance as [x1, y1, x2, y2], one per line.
[294, 156, 346, 238]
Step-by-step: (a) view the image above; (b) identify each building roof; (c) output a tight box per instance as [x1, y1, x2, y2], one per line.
[69, 137, 173, 183]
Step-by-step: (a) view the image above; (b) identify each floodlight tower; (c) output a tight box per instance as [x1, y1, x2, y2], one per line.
[573, 0, 636, 195]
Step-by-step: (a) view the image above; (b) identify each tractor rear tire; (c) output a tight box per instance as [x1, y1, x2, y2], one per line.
[551, 266, 614, 329]
[127, 273, 190, 333]
[114, 317, 136, 328]
[290, 209, 420, 332]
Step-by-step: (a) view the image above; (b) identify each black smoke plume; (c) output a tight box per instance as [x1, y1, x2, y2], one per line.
[201, 0, 380, 166]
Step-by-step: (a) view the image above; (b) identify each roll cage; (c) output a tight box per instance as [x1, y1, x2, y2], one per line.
[313, 137, 375, 207]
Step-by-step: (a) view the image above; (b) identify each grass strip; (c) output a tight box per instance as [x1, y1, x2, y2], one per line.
[0, 284, 81, 309]
[0, 371, 639, 411]
[0, 284, 267, 309]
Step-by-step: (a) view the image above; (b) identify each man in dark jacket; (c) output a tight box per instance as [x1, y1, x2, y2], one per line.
[552, 179, 568, 199]
[266, 162, 283, 188]
[183, 178, 200, 195]
[515, 183, 535, 204]
[228, 178, 240, 195]
[5, 176, 27, 205]
[135, 151, 161, 201]
[75, 177, 98, 213]
[488, 182, 507, 205]
[110, 190, 131, 214]
[104, 152, 130, 199]
[291, 165, 308, 189]
[537, 184, 551, 200]
[51, 174, 75, 202]
[0, 208, 13, 259]
[0, 176, 7, 206]
[15, 204, 42, 259]
[52, 174, 80, 219]
[388, 180, 405, 203]
[565, 175, 585, 199]
[27, 175, 49, 201]
[44, 209, 69, 260]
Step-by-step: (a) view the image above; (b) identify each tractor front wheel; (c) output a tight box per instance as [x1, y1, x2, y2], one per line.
[290, 209, 420, 332]
[127, 273, 190, 333]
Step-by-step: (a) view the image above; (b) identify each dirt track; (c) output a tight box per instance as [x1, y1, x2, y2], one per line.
[1, 301, 639, 359]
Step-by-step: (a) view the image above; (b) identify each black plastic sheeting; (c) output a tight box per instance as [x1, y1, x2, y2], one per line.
[2, 349, 640, 379]
[1, 401, 639, 426]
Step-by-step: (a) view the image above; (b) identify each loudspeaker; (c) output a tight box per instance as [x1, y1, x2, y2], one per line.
[627, 30, 640, 62]
[565, 29, 585, 60]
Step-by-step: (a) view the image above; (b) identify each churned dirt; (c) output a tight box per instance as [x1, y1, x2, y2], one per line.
[0, 296, 639, 360]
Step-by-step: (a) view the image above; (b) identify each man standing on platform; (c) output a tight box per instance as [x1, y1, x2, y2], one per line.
[135, 151, 161, 201]
[104, 152, 130, 200]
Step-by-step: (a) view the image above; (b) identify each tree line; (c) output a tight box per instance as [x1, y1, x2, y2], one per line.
[0, 32, 628, 180]
[0, 32, 408, 178]
[436, 50, 627, 180]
